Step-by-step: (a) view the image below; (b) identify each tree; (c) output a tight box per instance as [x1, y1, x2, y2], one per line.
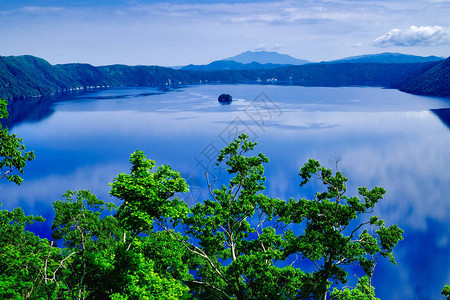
[51, 190, 122, 299]
[50, 186, 192, 299]
[110, 150, 189, 237]
[109, 233, 191, 300]
[109, 134, 403, 299]
[0, 126, 404, 299]
[109, 151, 193, 298]
[0, 98, 35, 185]
[279, 158, 404, 299]
[330, 276, 379, 300]
[0, 206, 63, 299]
[179, 133, 303, 299]
[0, 98, 57, 299]
[442, 284, 450, 300]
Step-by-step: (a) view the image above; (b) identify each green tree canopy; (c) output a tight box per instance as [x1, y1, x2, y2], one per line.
[110, 150, 189, 235]
[109, 134, 404, 300]
[0, 98, 35, 185]
[0, 126, 407, 299]
[442, 284, 450, 300]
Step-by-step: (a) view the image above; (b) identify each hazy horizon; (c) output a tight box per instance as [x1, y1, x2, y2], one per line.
[1, 1, 449, 67]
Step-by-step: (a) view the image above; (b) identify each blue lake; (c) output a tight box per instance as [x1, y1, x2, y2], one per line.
[2, 84, 450, 299]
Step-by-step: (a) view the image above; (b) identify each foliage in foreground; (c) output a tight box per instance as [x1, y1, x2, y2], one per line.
[442, 284, 450, 300]
[0, 99, 407, 300]
[0, 98, 35, 185]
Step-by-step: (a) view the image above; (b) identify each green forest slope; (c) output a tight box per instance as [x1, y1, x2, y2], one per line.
[392, 57, 450, 98]
[1, 55, 449, 100]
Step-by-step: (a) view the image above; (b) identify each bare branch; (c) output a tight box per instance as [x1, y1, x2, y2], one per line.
[50, 250, 77, 283]
[189, 280, 232, 299]
[126, 230, 141, 251]
[349, 220, 371, 240]
[205, 173, 218, 201]
[0, 168, 12, 180]
[334, 257, 348, 266]
[156, 221, 231, 286]
[311, 258, 320, 270]
[44, 241, 54, 285]
[290, 254, 299, 267]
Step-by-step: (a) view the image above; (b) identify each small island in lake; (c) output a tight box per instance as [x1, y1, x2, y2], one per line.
[218, 93, 232, 104]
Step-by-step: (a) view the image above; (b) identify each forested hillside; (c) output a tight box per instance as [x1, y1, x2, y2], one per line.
[1, 55, 448, 100]
[0, 56, 75, 99]
[392, 57, 450, 98]
[0, 56, 204, 99]
[242, 62, 428, 87]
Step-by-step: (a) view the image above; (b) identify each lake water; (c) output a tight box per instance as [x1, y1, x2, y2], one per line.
[2, 84, 450, 299]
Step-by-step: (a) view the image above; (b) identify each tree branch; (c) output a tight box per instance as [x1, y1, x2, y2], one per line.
[156, 221, 231, 286]
[0, 168, 12, 180]
[205, 173, 218, 202]
[349, 221, 370, 240]
[188, 280, 232, 299]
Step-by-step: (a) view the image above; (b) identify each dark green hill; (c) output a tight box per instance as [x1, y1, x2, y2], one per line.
[98, 65, 199, 86]
[244, 62, 425, 87]
[56, 63, 116, 87]
[1, 55, 449, 100]
[0, 56, 203, 99]
[392, 57, 450, 98]
[0, 55, 73, 99]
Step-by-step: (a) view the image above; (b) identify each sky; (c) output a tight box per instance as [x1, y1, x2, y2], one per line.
[0, 0, 449, 66]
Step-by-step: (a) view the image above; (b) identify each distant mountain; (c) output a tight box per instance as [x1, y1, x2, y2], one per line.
[329, 53, 444, 64]
[180, 51, 310, 71]
[225, 51, 310, 65]
[392, 57, 450, 98]
[181, 60, 290, 71]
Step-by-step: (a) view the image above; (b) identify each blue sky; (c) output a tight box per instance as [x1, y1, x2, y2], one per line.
[0, 0, 449, 66]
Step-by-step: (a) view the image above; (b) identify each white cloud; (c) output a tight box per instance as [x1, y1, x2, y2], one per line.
[22, 6, 65, 13]
[255, 42, 283, 51]
[125, 1, 379, 25]
[0, 6, 65, 15]
[372, 25, 450, 47]
[351, 42, 363, 48]
[255, 43, 269, 50]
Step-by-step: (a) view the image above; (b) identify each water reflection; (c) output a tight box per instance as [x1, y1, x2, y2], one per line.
[1, 85, 449, 300]
[431, 108, 450, 129]
[2, 97, 55, 129]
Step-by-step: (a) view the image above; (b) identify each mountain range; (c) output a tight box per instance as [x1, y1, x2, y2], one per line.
[225, 51, 311, 65]
[0, 51, 448, 100]
[180, 51, 310, 71]
[327, 52, 444, 64]
[180, 51, 444, 71]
